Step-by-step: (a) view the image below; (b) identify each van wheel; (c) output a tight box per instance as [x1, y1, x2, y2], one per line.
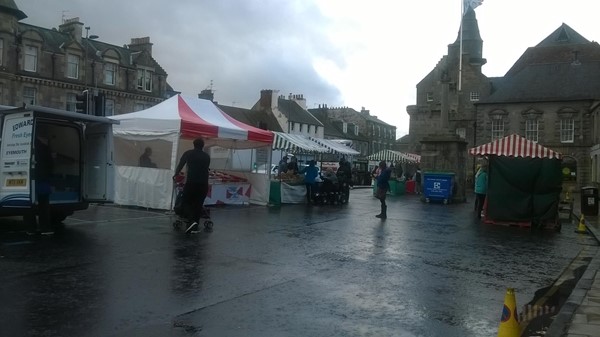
[51, 213, 68, 225]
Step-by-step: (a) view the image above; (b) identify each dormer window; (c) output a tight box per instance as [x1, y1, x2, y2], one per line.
[24, 45, 38, 72]
[137, 68, 153, 92]
[104, 62, 117, 85]
[66, 54, 80, 79]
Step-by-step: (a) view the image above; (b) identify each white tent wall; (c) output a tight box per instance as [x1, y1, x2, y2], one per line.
[113, 136, 272, 210]
[113, 132, 180, 210]
[220, 170, 270, 206]
[110, 95, 276, 210]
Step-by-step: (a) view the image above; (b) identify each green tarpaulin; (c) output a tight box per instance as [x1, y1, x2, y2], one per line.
[487, 156, 562, 222]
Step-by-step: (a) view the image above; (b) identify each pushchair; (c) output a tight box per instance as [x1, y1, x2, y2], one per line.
[315, 177, 342, 205]
[172, 174, 213, 233]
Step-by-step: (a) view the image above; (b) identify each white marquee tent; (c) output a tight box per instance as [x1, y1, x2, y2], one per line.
[111, 95, 274, 209]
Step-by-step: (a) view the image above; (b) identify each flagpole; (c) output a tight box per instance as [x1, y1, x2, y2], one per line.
[458, 0, 464, 92]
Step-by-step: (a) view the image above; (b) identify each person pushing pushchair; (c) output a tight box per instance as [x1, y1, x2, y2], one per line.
[336, 158, 353, 204]
[172, 138, 212, 233]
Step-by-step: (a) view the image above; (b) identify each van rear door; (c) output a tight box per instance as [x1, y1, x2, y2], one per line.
[0, 111, 33, 208]
[83, 123, 115, 202]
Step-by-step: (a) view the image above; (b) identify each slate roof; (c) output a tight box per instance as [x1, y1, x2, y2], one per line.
[308, 108, 349, 139]
[480, 23, 600, 104]
[482, 62, 600, 103]
[536, 23, 590, 47]
[18, 22, 167, 76]
[218, 104, 284, 132]
[278, 97, 323, 126]
[0, 0, 26, 20]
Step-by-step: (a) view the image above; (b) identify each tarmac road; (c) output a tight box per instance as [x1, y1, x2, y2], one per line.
[0, 188, 597, 337]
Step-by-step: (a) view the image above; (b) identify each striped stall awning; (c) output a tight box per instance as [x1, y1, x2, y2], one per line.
[366, 149, 421, 163]
[309, 137, 360, 155]
[272, 132, 330, 154]
[469, 134, 561, 159]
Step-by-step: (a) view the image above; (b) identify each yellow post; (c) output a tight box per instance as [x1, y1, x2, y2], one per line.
[497, 288, 520, 337]
[576, 214, 587, 234]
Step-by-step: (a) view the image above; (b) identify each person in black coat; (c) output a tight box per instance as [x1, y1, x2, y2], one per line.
[173, 138, 211, 233]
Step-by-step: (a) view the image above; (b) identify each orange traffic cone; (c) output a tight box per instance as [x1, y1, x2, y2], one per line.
[497, 288, 520, 337]
[575, 214, 587, 234]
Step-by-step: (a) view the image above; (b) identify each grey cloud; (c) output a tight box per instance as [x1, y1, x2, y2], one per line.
[18, 0, 344, 108]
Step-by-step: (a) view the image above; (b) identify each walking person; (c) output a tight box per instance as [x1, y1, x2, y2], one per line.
[375, 161, 392, 219]
[173, 138, 211, 233]
[414, 167, 422, 194]
[474, 164, 488, 219]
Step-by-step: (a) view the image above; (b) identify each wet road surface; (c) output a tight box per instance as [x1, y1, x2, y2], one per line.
[1, 189, 597, 336]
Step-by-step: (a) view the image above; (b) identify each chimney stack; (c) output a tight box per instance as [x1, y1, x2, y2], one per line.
[289, 93, 307, 109]
[128, 37, 153, 56]
[198, 89, 214, 102]
[59, 17, 83, 44]
[260, 89, 279, 110]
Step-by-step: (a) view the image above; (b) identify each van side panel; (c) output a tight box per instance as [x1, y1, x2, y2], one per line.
[84, 123, 115, 202]
[0, 112, 33, 208]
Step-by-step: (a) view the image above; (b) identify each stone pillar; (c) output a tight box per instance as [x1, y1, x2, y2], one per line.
[420, 133, 468, 203]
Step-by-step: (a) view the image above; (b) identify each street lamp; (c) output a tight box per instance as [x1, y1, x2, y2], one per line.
[83, 27, 99, 114]
[83, 26, 99, 88]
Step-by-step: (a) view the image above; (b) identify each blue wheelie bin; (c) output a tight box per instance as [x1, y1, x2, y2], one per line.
[423, 172, 455, 204]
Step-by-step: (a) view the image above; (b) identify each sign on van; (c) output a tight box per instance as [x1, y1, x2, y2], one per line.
[2, 116, 33, 160]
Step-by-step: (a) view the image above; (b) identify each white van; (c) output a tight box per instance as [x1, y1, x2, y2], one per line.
[0, 105, 117, 227]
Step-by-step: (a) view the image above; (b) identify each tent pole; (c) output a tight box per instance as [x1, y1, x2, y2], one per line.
[166, 133, 181, 215]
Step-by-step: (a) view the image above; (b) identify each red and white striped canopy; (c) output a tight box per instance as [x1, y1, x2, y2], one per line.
[469, 134, 561, 159]
[112, 94, 273, 147]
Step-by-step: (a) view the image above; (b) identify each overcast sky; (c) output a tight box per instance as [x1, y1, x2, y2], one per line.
[16, 0, 600, 137]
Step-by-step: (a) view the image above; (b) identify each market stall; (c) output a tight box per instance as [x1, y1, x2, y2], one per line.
[270, 132, 332, 204]
[111, 95, 273, 209]
[469, 134, 562, 228]
[366, 150, 421, 194]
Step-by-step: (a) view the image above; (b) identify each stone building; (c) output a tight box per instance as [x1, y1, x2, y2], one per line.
[476, 23, 600, 190]
[0, 0, 172, 115]
[308, 104, 370, 158]
[406, 6, 600, 190]
[324, 106, 396, 155]
[406, 7, 491, 155]
[253, 89, 324, 138]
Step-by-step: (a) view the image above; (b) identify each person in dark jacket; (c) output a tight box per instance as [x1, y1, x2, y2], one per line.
[173, 138, 211, 233]
[139, 147, 157, 168]
[375, 161, 391, 219]
[33, 134, 54, 234]
[336, 159, 353, 203]
[287, 156, 299, 174]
